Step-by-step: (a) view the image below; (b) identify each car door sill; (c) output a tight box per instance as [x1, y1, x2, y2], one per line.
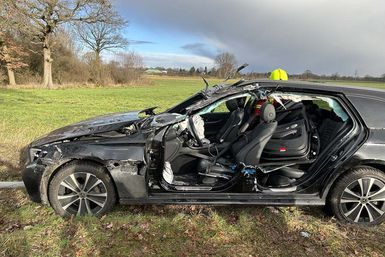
[119, 192, 324, 206]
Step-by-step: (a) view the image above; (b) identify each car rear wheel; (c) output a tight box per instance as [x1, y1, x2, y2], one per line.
[48, 161, 116, 217]
[329, 166, 385, 226]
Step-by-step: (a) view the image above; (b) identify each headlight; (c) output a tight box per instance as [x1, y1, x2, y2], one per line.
[29, 148, 47, 162]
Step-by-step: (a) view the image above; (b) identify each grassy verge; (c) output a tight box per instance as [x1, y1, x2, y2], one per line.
[1, 77, 385, 256]
[1, 189, 385, 257]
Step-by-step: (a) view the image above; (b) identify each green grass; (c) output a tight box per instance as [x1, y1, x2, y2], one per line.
[1, 77, 385, 256]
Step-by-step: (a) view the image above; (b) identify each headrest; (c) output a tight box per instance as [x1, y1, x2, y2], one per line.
[260, 103, 276, 123]
[226, 97, 246, 111]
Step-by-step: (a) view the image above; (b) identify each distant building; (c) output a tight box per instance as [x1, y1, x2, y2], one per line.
[145, 69, 168, 75]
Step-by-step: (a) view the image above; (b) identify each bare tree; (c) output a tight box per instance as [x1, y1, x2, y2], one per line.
[120, 52, 143, 69]
[215, 52, 237, 79]
[76, 11, 128, 60]
[9, 0, 113, 88]
[354, 69, 359, 80]
[302, 69, 313, 80]
[119, 51, 143, 81]
[107, 51, 143, 84]
[75, 10, 128, 84]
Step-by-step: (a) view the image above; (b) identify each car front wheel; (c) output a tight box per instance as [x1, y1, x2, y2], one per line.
[48, 161, 116, 217]
[329, 166, 385, 226]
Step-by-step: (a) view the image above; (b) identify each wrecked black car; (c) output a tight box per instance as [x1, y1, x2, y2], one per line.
[21, 79, 385, 225]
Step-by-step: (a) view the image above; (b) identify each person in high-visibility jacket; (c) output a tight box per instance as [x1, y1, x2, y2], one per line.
[269, 68, 288, 80]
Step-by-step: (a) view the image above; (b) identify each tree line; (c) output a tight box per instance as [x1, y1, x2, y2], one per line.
[147, 52, 239, 79]
[147, 53, 385, 82]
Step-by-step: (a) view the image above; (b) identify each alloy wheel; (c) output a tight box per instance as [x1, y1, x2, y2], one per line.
[57, 172, 108, 215]
[339, 177, 385, 223]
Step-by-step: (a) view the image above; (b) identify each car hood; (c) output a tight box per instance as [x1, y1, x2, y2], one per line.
[30, 111, 143, 147]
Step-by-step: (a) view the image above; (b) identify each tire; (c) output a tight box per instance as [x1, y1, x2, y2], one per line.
[48, 161, 116, 217]
[328, 166, 385, 226]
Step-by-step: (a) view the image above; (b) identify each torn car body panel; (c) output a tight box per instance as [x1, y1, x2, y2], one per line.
[30, 110, 143, 147]
[22, 128, 149, 204]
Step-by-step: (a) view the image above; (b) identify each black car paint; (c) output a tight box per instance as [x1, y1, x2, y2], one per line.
[21, 80, 385, 207]
[22, 131, 149, 203]
[30, 111, 141, 147]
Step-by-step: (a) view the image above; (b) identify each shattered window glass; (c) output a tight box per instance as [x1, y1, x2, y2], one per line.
[271, 92, 350, 121]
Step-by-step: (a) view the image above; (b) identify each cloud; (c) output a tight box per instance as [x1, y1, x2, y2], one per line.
[181, 43, 217, 59]
[128, 40, 155, 45]
[117, 0, 385, 75]
[141, 52, 214, 69]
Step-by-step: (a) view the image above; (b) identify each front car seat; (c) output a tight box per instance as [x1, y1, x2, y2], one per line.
[233, 103, 277, 166]
[197, 102, 275, 182]
[215, 97, 246, 143]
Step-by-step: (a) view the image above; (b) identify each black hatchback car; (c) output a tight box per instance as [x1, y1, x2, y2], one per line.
[21, 80, 385, 226]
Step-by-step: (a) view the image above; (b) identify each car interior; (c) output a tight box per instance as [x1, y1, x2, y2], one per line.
[159, 91, 353, 192]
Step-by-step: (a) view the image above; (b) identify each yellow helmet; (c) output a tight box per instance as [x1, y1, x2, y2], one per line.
[269, 68, 288, 81]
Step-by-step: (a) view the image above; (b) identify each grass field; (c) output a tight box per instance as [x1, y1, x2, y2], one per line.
[1, 77, 385, 256]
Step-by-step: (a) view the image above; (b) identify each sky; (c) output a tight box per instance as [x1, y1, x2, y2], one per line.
[114, 0, 385, 76]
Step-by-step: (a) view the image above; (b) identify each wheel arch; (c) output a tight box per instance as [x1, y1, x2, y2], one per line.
[321, 160, 385, 200]
[41, 157, 120, 205]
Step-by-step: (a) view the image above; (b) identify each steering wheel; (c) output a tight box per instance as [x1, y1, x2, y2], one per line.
[188, 116, 203, 147]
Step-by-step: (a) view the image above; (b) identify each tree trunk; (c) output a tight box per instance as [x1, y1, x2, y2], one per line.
[42, 37, 53, 89]
[6, 66, 16, 86]
[2, 45, 16, 86]
[95, 52, 102, 85]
